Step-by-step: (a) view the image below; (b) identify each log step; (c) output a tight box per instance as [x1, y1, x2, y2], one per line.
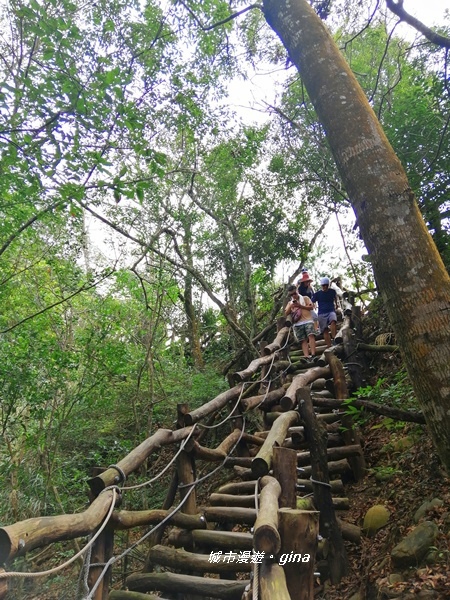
[192, 529, 253, 550]
[147, 544, 252, 572]
[210, 493, 257, 508]
[126, 572, 250, 599]
[217, 480, 258, 494]
[109, 592, 171, 600]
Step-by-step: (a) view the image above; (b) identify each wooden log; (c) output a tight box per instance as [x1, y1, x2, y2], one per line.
[184, 385, 244, 425]
[297, 387, 348, 584]
[192, 529, 253, 551]
[259, 340, 270, 394]
[232, 353, 280, 383]
[265, 404, 283, 413]
[126, 572, 249, 599]
[222, 456, 252, 469]
[240, 387, 287, 412]
[292, 432, 343, 449]
[316, 347, 337, 367]
[191, 428, 244, 462]
[88, 427, 195, 495]
[111, 510, 205, 531]
[109, 592, 170, 600]
[299, 411, 347, 424]
[297, 497, 350, 511]
[232, 466, 254, 480]
[148, 544, 252, 573]
[144, 470, 179, 571]
[325, 352, 367, 481]
[167, 528, 193, 548]
[325, 379, 336, 395]
[311, 390, 334, 398]
[263, 326, 290, 355]
[241, 432, 266, 447]
[217, 480, 257, 494]
[88, 524, 114, 600]
[259, 561, 291, 600]
[263, 412, 282, 425]
[297, 444, 363, 466]
[0, 489, 117, 563]
[297, 479, 344, 494]
[280, 366, 332, 411]
[299, 459, 352, 478]
[290, 341, 327, 357]
[252, 411, 300, 478]
[0, 570, 7, 599]
[203, 506, 256, 526]
[311, 378, 328, 390]
[289, 422, 340, 439]
[209, 493, 257, 508]
[253, 476, 282, 554]
[272, 446, 297, 509]
[177, 449, 197, 515]
[278, 508, 319, 600]
[357, 342, 399, 353]
[337, 518, 361, 544]
[311, 397, 426, 424]
[335, 315, 366, 390]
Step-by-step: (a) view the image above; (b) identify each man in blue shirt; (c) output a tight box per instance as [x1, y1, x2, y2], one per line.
[311, 277, 338, 347]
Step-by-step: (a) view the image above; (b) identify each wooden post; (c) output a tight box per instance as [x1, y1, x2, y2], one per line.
[259, 340, 270, 394]
[253, 476, 282, 555]
[278, 508, 319, 600]
[325, 352, 366, 481]
[87, 524, 114, 600]
[176, 404, 197, 515]
[0, 570, 7, 600]
[334, 315, 366, 391]
[143, 470, 179, 571]
[259, 560, 291, 600]
[297, 387, 349, 584]
[272, 447, 297, 509]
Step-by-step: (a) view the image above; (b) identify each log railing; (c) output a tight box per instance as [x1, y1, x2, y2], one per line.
[0, 313, 367, 600]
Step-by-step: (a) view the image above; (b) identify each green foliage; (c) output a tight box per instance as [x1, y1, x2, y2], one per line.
[355, 370, 418, 412]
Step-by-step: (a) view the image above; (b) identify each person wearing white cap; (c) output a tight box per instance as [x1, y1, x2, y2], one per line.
[311, 277, 338, 347]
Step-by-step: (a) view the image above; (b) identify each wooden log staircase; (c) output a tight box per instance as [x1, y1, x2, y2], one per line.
[0, 309, 368, 600]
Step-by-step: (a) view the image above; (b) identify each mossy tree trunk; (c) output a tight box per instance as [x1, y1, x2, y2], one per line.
[262, 0, 450, 473]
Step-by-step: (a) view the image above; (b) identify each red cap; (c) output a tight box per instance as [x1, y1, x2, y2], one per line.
[299, 271, 312, 283]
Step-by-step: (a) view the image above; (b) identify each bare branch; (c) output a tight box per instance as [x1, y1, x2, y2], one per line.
[386, 0, 450, 48]
[0, 268, 115, 334]
[177, 1, 262, 31]
[0, 201, 64, 258]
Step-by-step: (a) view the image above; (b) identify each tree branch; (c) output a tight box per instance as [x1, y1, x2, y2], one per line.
[0, 269, 115, 333]
[177, 1, 263, 32]
[386, 0, 450, 48]
[0, 201, 64, 258]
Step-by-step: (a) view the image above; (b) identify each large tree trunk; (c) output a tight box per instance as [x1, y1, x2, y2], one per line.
[262, 0, 450, 473]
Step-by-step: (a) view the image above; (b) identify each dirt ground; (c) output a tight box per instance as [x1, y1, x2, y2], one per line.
[318, 417, 450, 600]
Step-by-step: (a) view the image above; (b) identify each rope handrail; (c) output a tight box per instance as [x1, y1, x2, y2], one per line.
[0, 315, 361, 599]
